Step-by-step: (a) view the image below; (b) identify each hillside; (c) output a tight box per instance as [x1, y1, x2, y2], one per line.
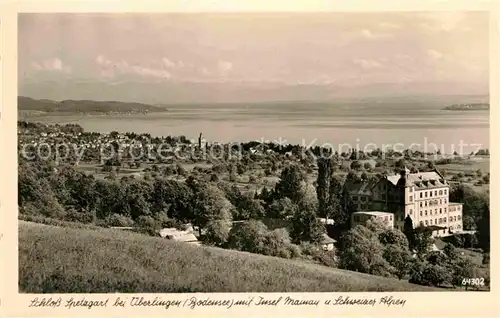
[443, 103, 490, 111]
[19, 221, 437, 293]
[18, 96, 169, 114]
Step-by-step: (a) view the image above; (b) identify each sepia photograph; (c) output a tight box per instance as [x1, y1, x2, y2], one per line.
[16, 10, 491, 297]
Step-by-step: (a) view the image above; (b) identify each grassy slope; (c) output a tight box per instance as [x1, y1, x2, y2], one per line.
[19, 221, 436, 293]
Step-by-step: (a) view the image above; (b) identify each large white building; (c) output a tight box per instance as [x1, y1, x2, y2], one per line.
[348, 167, 463, 237]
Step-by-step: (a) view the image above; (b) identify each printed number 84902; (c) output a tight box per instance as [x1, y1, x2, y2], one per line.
[462, 278, 485, 286]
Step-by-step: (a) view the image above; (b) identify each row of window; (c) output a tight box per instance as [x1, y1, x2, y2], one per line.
[419, 188, 447, 198]
[351, 195, 368, 202]
[449, 206, 462, 212]
[353, 214, 393, 222]
[420, 208, 447, 216]
[419, 198, 447, 207]
[418, 215, 461, 226]
[420, 217, 461, 227]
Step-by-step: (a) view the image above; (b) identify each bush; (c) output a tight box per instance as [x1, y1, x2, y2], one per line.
[260, 228, 293, 258]
[299, 242, 322, 258]
[203, 220, 231, 247]
[288, 244, 302, 258]
[315, 250, 337, 268]
[105, 214, 135, 227]
[18, 214, 103, 230]
[64, 208, 96, 224]
[135, 215, 160, 236]
[227, 220, 267, 253]
[482, 253, 490, 265]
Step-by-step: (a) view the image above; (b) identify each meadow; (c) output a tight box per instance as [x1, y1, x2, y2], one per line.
[19, 221, 437, 293]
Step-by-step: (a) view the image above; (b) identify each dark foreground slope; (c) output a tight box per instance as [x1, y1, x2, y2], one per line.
[19, 221, 436, 293]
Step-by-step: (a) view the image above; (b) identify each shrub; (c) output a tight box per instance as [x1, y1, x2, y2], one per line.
[64, 208, 96, 224]
[105, 214, 135, 227]
[287, 244, 302, 258]
[227, 220, 267, 253]
[260, 228, 293, 258]
[203, 220, 231, 247]
[135, 215, 160, 236]
[482, 253, 490, 265]
[315, 250, 337, 268]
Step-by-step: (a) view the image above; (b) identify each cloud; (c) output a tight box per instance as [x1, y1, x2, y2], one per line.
[361, 29, 373, 38]
[95, 55, 172, 79]
[352, 58, 382, 69]
[131, 65, 172, 79]
[217, 60, 233, 75]
[96, 54, 112, 66]
[359, 29, 392, 39]
[200, 67, 211, 76]
[31, 58, 71, 73]
[162, 57, 176, 68]
[427, 49, 444, 60]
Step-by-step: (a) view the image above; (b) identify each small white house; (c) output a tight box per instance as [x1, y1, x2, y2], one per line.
[318, 218, 335, 225]
[158, 226, 200, 245]
[321, 234, 336, 251]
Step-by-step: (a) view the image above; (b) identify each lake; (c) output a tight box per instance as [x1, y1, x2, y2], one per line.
[22, 102, 490, 155]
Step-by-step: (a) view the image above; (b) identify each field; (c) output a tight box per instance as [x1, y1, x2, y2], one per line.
[75, 155, 490, 196]
[19, 221, 437, 293]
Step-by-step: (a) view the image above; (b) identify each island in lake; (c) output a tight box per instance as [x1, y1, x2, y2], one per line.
[18, 96, 169, 116]
[443, 103, 489, 111]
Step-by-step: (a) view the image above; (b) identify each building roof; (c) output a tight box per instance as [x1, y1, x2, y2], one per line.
[448, 202, 463, 206]
[321, 233, 336, 244]
[352, 211, 393, 217]
[158, 227, 198, 242]
[171, 233, 199, 243]
[386, 169, 447, 189]
[346, 179, 378, 195]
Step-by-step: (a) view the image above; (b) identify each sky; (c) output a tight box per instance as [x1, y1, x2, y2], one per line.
[18, 12, 489, 103]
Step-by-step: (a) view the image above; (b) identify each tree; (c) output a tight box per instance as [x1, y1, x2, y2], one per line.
[227, 220, 267, 253]
[350, 160, 362, 170]
[203, 220, 231, 247]
[328, 176, 346, 224]
[191, 183, 233, 231]
[403, 215, 416, 250]
[274, 164, 306, 204]
[383, 244, 412, 279]
[414, 228, 434, 258]
[338, 225, 393, 277]
[443, 243, 459, 260]
[451, 256, 476, 289]
[379, 228, 410, 248]
[260, 228, 294, 258]
[268, 197, 298, 219]
[289, 207, 325, 244]
[316, 157, 333, 218]
[477, 202, 490, 252]
[421, 263, 452, 287]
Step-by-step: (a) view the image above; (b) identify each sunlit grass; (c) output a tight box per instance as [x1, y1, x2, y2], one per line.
[19, 221, 436, 293]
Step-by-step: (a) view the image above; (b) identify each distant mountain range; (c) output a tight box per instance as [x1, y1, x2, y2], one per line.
[19, 77, 489, 105]
[18, 96, 169, 115]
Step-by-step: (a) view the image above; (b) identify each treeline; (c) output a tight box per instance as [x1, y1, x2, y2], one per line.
[336, 218, 490, 288]
[18, 159, 341, 265]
